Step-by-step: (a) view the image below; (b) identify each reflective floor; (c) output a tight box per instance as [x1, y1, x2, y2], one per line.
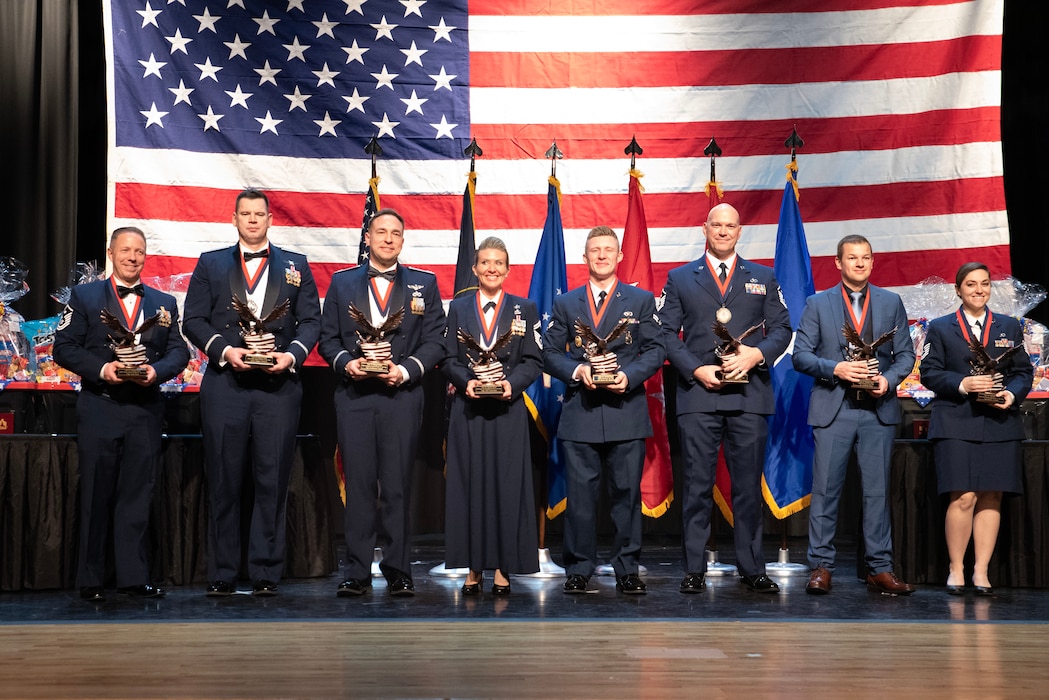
[3, 544, 1046, 625]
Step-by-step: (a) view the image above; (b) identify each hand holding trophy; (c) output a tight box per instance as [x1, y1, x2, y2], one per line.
[231, 294, 291, 367]
[457, 327, 514, 396]
[574, 318, 630, 386]
[712, 320, 763, 383]
[347, 303, 404, 374]
[841, 323, 897, 392]
[966, 335, 1023, 404]
[100, 308, 161, 380]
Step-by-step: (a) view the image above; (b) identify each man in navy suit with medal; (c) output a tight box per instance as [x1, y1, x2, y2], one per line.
[54, 226, 190, 602]
[319, 208, 445, 597]
[659, 203, 791, 594]
[543, 225, 665, 595]
[183, 189, 321, 597]
[793, 235, 916, 595]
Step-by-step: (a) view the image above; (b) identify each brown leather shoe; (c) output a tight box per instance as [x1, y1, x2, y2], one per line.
[866, 571, 915, 595]
[806, 567, 832, 595]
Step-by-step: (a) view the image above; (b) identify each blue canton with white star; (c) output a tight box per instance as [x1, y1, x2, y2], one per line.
[111, 0, 470, 160]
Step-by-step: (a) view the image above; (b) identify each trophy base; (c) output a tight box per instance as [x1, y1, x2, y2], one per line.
[592, 373, 618, 385]
[977, 390, 1005, 404]
[360, 359, 390, 374]
[851, 377, 878, 391]
[115, 366, 149, 380]
[244, 353, 276, 367]
[715, 370, 749, 384]
[473, 382, 505, 396]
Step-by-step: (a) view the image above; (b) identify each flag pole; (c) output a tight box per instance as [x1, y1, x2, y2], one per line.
[524, 142, 569, 578]
[765, 125, 813, 577]
[700, 135, 738, 577]
[431, 139, 486, 578]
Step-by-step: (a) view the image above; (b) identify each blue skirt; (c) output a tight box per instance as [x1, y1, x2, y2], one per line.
[933, 438, 1023, 495]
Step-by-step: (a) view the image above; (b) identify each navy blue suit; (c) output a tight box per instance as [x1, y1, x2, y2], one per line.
[54, 278, 189, 589]
[542, 281, 665, 578]
[793, 283, 914, 574]
[183, 244, 320, 584]
[921, 309, 1031, 442]
[659, 257, 791, 576]
[318, 263, 445, 582]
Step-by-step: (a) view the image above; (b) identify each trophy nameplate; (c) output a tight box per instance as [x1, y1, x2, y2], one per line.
[712, 320, 763, 384]
[842, 323, 897, 394]
[101, 309, 160, 381]
[976, 373, 1006, 405]
[242, 330, 278, 367]
[359, 340, 392, 374]
[232, 295, 290, 369]
[457, 328, 513, 396]
[348, 304, 404, 376]
[574, 319, 630, 388]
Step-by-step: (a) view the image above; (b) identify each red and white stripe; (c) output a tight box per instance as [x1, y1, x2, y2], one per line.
[109, 0, 1007, 307]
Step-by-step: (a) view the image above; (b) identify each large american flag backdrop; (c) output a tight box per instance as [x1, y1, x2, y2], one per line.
[103, 0, 1008, 304]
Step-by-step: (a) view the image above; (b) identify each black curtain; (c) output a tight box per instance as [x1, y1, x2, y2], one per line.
[2, 1, 1046, 325]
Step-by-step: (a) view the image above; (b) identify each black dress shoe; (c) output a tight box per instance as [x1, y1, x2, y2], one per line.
[740, 574, 780, 593]
[80, 587, 105, 602]
[563, 574, 589, 594]
[206, 580, 234, 596]
[252, 580, 278, 596]
[616, 573, 647, 595]
[118, 584, 166, 598]
[491, 583, 511, 596]
[388, 576, 416, 597]
[974, 585, 994, 597]
[336, 578, 372, 597]
[679, 573, 706, 594]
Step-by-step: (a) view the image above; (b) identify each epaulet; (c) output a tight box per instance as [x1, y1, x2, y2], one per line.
[402, 265, 437, 277]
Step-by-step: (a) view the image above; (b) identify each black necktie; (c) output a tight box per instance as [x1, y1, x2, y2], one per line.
[483, 301, 496, 313]
[116, 284, 144, 298]
[368, 266, 397, 282]
[974, 319, 982, 336]
[243, 249, 269, 261]
[718, 262, 728, 283]
[850, 291, 863, 318]
[596, 290, 607, 312]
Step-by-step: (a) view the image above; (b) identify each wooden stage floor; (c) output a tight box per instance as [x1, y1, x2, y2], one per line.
[2, 545, 1048, 698]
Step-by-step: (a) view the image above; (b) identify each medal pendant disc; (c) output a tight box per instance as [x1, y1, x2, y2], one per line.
[716, 307, 732, 324]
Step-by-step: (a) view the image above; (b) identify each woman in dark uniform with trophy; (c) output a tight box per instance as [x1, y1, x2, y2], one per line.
[442, 237, 542, 595]
[920, 262, 1032, 595]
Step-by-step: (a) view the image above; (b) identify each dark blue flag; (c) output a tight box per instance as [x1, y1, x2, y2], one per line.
[524, 177, 569, 518]
[763, 164, 815, 517]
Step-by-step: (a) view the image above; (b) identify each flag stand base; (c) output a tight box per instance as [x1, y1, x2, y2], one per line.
[429, 561, 470, 577]
[766, 547, 810, 575]
[704, 549, 738, 577]
[525, 548, 565, 578]
[595, 564, 648, 576]
[370, 547, 382, 577]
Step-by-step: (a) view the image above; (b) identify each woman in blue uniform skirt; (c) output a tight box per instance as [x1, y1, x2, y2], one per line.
[441, 237, 541, 595]
[920, 262, 1032, 595]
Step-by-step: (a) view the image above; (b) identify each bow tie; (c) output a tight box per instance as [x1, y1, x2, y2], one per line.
[483, 301, 497, 313]
[243, 249, 269, 262]
[116, 284, 144, 298]
[368, 266, 397, 282]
